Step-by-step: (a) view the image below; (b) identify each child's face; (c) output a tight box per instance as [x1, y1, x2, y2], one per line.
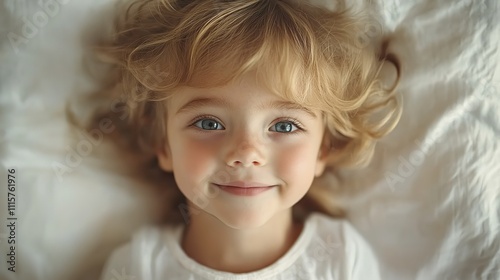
[157, 72, 329, 229]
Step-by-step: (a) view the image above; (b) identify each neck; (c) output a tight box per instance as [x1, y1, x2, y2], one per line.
[181, 202, 303, 273]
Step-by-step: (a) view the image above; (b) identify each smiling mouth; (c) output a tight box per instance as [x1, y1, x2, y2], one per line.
[213, 184, 276, 196]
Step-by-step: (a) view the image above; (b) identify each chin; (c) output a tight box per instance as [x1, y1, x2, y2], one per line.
[214, 210, 274, 230]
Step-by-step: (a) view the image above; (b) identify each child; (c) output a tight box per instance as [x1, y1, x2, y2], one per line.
[95, 0, 401, 279]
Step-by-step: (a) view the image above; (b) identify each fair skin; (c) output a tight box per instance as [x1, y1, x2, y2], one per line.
[157, 71, 330, 273]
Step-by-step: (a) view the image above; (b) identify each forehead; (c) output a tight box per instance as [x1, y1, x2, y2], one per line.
[167, 78, 318, 119]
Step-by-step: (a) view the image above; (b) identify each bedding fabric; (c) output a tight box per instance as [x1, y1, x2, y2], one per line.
[0, 0, 499, 279]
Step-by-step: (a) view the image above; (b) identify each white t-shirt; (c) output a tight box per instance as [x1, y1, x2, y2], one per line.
[100, 212, 380, 280]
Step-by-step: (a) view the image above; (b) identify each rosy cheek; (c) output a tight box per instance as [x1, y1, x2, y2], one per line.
[173, 137, 216, 183]
[277, 143, 316, 184]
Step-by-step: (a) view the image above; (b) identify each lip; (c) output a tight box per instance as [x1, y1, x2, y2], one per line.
[213, 183, 276, 196]
[217, 181, 272, 188]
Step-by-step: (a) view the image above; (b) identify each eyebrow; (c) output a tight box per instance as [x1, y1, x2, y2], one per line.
[176, 97, 317, 118]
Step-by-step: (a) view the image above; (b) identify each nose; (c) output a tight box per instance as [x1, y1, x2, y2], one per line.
[225, 135, 267, 168]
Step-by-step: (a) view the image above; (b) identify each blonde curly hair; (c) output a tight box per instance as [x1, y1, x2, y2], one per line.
[88, 0, 400, 221]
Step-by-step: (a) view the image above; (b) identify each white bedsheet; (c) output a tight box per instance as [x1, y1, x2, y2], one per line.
[0, 0, 499, 279]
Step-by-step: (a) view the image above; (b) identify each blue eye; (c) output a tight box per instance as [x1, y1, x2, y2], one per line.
[193, 118, 225, 130]
[271, 119, 302, 133]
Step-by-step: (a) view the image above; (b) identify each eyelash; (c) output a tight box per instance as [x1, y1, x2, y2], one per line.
[189, 115, 305, 133]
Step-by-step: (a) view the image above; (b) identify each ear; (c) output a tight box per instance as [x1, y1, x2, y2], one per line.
[314, 148, 328, 177]
[157, 142, 173, 172]
[314, 132, 331, 177]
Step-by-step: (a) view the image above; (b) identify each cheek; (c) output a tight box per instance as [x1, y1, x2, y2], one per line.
[276, 141, 318, 184]
[171, 137, 216, 185]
